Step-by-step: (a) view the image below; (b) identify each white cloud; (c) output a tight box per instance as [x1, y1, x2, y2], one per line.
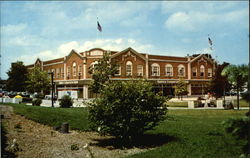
[1, 23, 27, 36]
[17, 38, 154, 65]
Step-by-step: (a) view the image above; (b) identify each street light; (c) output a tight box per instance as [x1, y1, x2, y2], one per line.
[48, 72, 54, 107]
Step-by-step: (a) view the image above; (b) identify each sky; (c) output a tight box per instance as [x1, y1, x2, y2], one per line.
[0, 1, 249, 79]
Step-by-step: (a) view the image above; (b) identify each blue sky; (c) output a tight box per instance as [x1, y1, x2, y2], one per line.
[0, 1, 249, 79]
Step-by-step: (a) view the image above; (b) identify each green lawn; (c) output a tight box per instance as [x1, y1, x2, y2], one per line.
[126, 110, 248, 158]
[3, 103, 248, 158]
[4, 103, 90, 131]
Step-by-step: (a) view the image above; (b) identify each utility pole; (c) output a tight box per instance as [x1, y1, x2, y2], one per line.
[48, 72, 54, 107]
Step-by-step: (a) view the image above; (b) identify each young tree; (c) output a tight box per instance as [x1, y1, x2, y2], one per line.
[221, 64, 249, 110]
[26, 66, 51, 95]
[88, 80, 167, 141]
[88, 52, 118, 94]
[174, 78, 188, 100]
[6, 61, 28, 92]
[208, 62, 231, 98]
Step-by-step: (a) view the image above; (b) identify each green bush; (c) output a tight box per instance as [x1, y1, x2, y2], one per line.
[32, 98, 42, 106]
[59, 95, 73, 108]
[88, 80, 167, 141]
[222, 116, 250, 156]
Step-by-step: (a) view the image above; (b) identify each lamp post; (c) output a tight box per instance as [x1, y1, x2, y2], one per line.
[48, 72, 54, 107]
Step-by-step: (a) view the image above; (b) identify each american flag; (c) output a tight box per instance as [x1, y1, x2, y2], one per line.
[97, 21, 102, 32]
[208, 37, 212, 46]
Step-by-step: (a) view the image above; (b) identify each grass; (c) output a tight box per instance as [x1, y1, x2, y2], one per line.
[126, 110, 248, 158]
[3, 103, 249, 157]
[239, 99, 249, 107]
[4, 103, 90, 131]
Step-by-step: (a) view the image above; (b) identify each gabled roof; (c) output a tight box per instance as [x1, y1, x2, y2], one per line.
[190, 54, 214, 64]
[35, 58, 42, 65]
[111, 47, 147, 61]
[65, 49, 83, 62]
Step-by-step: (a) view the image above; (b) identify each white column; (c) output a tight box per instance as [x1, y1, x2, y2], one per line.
[187, 84, 191, 96]
[83, 85, 88, 99]
[64, 57, 66, 80]
[83, 59, 86, 79]
[146, 54, 149, 79]
[187, 56, 191, 80]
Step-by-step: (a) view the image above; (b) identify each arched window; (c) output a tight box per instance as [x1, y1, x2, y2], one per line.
[178, 64, 185, 77]
[192, 67, 197, 77]
[151, 63, 160, 76]
[200, 65, 205, 77]
[126, 61, 133, 76]
[137, 65, 143, 76]
[115, 64, 121, 76]
[90, 61, 98, 73]
[208, 68, 212, 77]
[73, 62, 77, 77]
[165, 64, 173, 76]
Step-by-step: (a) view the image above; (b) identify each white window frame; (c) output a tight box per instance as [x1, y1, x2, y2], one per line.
[200, 65, 205, 77]
[60, 67, 64, 78]
[192, 67, 197, 77]
[178, 64, 185, 77]
[137, 65, 143, 76]
[151, 63, 160, 76]
[126, 61, 133, 76]
[73, 62, 77, 77]
[208, 68, 212, 77]
[115, 64, 121, 76]
[165, 64, 173, 77]
[67, 66, 71, 78]
[78, 65, 82, 78]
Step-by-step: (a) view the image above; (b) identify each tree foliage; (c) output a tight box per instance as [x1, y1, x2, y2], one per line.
[88, 52, 118, 94]
[88, 80, 167, 141]
[208, 62, 231, 98]
[221, 64, 249, 109]
[26, 66, 51, 94]
[59, 95, 73, 108]
[6, 61, 28, 92]
[174, 78, 188, 99]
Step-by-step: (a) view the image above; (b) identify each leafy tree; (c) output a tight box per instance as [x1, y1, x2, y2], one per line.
[221, 64, 249, 110]
[88, 52, 118, 94]
[174, 78, 188, 100]
[88, 80, 167, 141]
[26, 66, 51, 95]
[208, 62, 231, 98]
[6, 61, 28, 92]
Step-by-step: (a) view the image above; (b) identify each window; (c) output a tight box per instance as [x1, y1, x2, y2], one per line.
[178, 64, 185, 77]
[115, 64, 121, 76]
[208, 68, 212, 77]
[151, 63, 160, 76]
[200, 65, 205, 77]
[78, 65, 82, 78]
[165, 64, 173, 76]
[192, 67, 197, 77]
[73, 62, 77, 77]
[137, 65, 143, 76]
[52, 69, 55, 78]
[126, 61, 132, 76]
[56, 68, 60, 78]
[90, 61, 98, 73]
[67, 66, 71, 78]
[60, 68, 64, 78]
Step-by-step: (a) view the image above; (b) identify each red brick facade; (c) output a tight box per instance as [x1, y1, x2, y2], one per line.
[26, 47, 215, 98]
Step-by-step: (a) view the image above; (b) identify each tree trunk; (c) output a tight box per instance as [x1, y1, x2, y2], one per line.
[237, 84, 239, 110]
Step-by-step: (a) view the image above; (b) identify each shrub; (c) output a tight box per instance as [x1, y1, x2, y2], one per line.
[22, 97, 33, 103]
[59, 95, 73, 108]
[88, 80, 167, 141]
[222, 116, 250, 156]
[32, 98, 42, 106]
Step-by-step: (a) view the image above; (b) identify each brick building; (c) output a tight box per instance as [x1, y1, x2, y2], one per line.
[26, 47, 215, 99]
